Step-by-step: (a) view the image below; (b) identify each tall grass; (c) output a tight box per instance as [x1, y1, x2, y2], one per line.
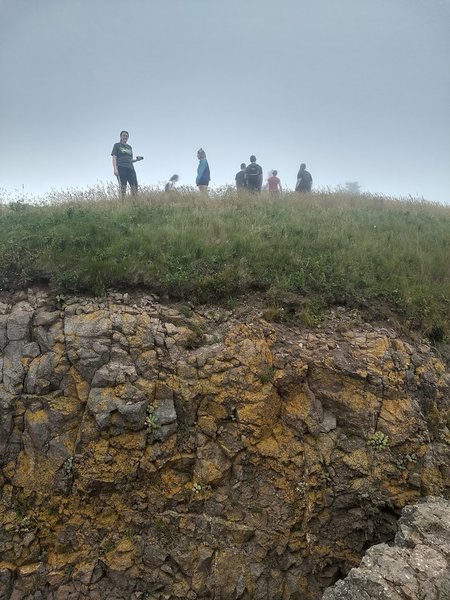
[1, 187, 449, 339]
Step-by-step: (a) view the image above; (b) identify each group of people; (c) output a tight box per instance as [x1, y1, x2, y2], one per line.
[235, 158, 312, 193]
[111, 131, 312, 196]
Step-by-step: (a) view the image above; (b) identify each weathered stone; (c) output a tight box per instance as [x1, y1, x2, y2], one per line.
[25, 352, 57, 394]
[142, 538, 168, 567]
[0, 314, 8, 350]
[0, 404, 14, 455]
[2, 341, 26, 393]
[0, 565, 14, 599]
[6, 302, 33, 341]
[194, 440, 232, 485]
[134, 349, 159, 380]
[22, 342, 40, 359]
[154, 386, 176, 423]
[64, 311, 112, 382]
[34, 312, 64, 352]
[322, 497, 450, 600]
[91, 362, 138, 387]
[87, 382, 148, 432]
[34, 309, 60, 328]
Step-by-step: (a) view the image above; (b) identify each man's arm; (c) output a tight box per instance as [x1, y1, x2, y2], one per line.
[112, 155, 118, 177]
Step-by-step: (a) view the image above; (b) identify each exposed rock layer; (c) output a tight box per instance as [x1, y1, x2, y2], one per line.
[322, 497, 450, 600]
[0, 289, 449, 599]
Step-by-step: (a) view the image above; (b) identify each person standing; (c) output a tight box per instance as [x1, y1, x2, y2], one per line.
[245, 155, 263, 192]
[295, 163, 313, 192]
[165, 174, 179, 191]
[235, 163, 247, 189]
[267, 170, 282, 193]
[111, 131, 143, 196]
[196, 148, 210, 193]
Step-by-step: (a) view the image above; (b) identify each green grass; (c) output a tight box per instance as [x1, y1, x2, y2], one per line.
[1, 186, 449, 339]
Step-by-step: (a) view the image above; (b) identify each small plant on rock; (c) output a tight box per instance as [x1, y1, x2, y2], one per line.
[406, 452, 418, 463]
[14, 515, 35, 534]
[55, 294, 66, 308]
[192, 482, 203, 494]
[179, 305, 193, 318]
[258, 366, 275, 384]
[63, 456, 75, 476]
[396, 452, 418, 470]
[367, 431, 390, 450]
[184, 327, 203, 349]
[295, 482, 307, 497]
[145, 406, 159, 430]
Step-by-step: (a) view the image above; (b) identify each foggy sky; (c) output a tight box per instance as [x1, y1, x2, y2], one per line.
[1, 0, 449, 202]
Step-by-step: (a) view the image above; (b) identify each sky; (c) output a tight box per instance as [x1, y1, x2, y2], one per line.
[1, 0, 449, 202]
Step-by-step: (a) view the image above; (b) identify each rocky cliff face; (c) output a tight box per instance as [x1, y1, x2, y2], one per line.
[0, 289, 449, 600]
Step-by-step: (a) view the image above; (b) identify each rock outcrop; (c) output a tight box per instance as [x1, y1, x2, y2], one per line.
[322, 496, 450, 600]
[0, 289, 449, 599]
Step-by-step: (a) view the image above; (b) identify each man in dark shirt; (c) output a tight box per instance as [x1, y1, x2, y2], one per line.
[245, 155, 263, 192]
[235, 163, 247, 189]
[111, 130, 143, 196]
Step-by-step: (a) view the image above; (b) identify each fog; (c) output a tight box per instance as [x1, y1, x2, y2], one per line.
[1, 0, 449, 202]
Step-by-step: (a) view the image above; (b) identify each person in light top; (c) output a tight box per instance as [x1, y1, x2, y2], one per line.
[196, 148, 210, 193]
[267, 170, 282, 193]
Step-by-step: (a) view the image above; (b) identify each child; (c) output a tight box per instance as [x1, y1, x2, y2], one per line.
[165, 174, 179, 191]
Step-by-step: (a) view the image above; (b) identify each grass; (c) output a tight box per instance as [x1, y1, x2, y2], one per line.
[0, 186, 449, 339]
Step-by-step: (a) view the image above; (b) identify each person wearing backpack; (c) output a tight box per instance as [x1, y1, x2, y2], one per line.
[245, 155, 263, 192]
[295, 163, 313, 192]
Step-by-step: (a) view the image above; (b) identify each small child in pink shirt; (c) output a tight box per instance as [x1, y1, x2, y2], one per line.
[267, 170, 282, 193]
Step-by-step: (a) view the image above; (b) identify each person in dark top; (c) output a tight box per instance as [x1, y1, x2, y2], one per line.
[245, 155, 263, 192]
[196, 148, 210, 193]
[111, 131, 143, 196]
[235, 163, 247, 189]
[295, 163, 313, 192]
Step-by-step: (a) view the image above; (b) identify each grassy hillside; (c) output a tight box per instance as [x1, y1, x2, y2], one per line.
[1, 187, 449, 339]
